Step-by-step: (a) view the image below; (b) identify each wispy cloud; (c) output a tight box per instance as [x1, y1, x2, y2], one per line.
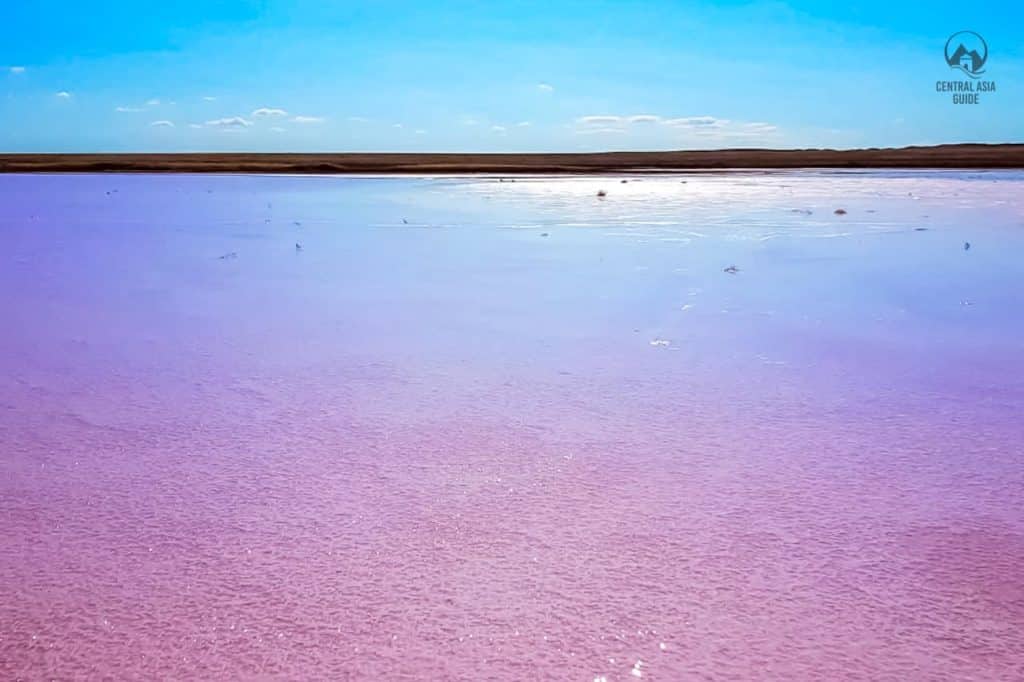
[269, 126, 286, 133]
[55, 91, 72, 99]
[577, 115, 622, 125]
[392, 123, 404, 129]
[537, 83, 554, 92]
[205, 116, 253, 129]
[492, 125, 507, 134]
[574, 112, 780, 141]
[203, 96, 217, 102]
[117, 98, 164, 111]
[253, 107, 288, 118]
[516, 121, 532, 127]
[415, 129, 427, 135]
[348, 116, 369, 123]
[292, 115, 325, 124]
[189, 123, 203, 129]
[744, 122, 778, 133]
[117, 99, 162, 112]
[663, 117, 778, 137]
[9, 66, 25, 74]
[661, 116, 724, 129]
[576, 127, 628, 136]
[150, 120, 174, 128]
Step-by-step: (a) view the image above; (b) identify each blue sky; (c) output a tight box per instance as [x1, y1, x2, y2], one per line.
[2, 1, 1022, 152]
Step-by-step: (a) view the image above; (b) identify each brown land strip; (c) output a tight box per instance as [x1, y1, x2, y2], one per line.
[1, 144, 1023, 174]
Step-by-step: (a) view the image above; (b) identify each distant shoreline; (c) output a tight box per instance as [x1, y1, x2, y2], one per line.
[2, 144, 1023, 174]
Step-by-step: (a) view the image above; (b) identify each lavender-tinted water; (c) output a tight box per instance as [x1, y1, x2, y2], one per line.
[2, 172, 1023, 680]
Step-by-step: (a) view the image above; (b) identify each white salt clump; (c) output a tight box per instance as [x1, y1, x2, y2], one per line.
[659, 642, 667, 651]
[632, 660, 645, 677]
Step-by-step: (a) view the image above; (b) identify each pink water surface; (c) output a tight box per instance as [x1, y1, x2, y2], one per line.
[2, 172, 1023, 680]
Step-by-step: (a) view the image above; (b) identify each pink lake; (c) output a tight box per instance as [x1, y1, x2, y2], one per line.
[1, 172, 1023, 680]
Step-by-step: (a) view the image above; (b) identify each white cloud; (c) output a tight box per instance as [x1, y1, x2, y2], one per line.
[348, 116, 369, 123]
[269, 126, 286, 133]
[253, 107, 288, 118]
[662, 116, 725, 129]
[150, 120, 174, 128]
[515, 121, 531, 127]
[203, 96, 217, 101]
[667, 118, 763, 138]
[573, 113, 779, 142]
[9, 66, 25, 74]
[537, 83, 554, 92]
[55, 91, 72, 99]
[117, 100, 166, 113]
[491, 125, 507, 134]
[205, 116, 253, 129]
[578, 115, 623, 125]
[292, 115, 325, 124]
[461, 117, 479, 126]
[189, 123, 203, 129]
[392, 123, 404, 129]
[415, 129, 427, 135]
[576, 127, 628, 136]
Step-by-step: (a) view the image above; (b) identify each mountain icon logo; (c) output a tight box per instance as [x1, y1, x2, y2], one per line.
[945, 31, 988, 78]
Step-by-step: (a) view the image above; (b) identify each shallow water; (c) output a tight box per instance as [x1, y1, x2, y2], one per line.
[1, 172, 1023, 680]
